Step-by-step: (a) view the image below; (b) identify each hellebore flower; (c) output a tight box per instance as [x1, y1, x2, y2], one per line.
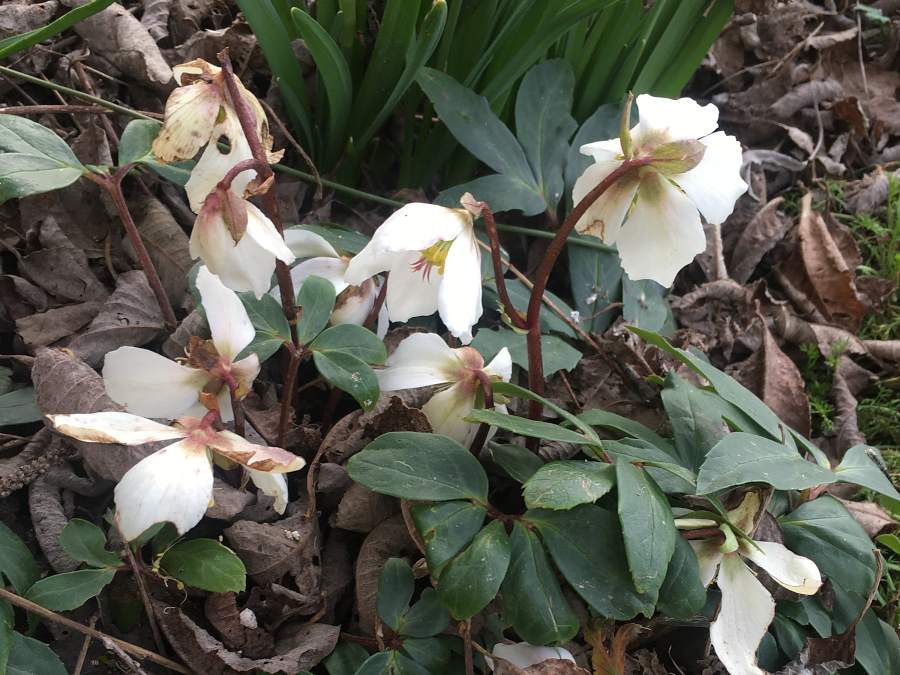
[45, 412, 305, 540]
[683, 492, 822, 675]
[103, 267, 259, 422]
[276, 229, 388, 337]
[151, 58, 283, 211]
[344, 196, 484, 344]
[376, 333, 511, 446]
[489, 642, 576, 671]
[573, 94, 747, 287]
[191, 186, 294, 298]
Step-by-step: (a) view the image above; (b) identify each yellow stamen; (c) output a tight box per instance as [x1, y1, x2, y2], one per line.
[412, 239, 454, 280]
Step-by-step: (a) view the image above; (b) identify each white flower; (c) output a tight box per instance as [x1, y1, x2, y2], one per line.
[103, 267, 260, 422]
[276, 229, 388, 338]
[45, 412, 305, 540]
[684, 492, 822, 675]
[376, 333, 511, 446]
[191, 187, 295, 298]
[344, 197, 484, 344]
[573, 94, 747, 287]
[489, 642, 576, 670]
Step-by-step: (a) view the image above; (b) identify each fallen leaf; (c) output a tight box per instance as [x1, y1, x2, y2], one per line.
[20, 248, 107, 304]
[0, 428, 76, 498]
[330, 483, 398, 533]
[771, 79, 844, 118]
[807, 26, 858, 50]
[355, 514, 416, 635]
[207, 479, 255, 521]
[730, 197, 793, 283]
[0, 275, 49, 320]
[205, 593, 275, 659]
[832, 356, 876, 454]
[495, 659, 591, 675]
[16, 302, 102, 350]
[141, 0, 171, 40]
[162, 308, 209, 360]
[129, 195, 192, 308]
[0, 1, 58, 38]
[836, 498, 897, 538]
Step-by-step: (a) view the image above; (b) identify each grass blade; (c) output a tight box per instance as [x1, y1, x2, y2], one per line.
[0, 0, 115, 60]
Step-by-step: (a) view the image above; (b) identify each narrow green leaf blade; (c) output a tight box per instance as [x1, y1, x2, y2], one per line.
[465, 409, 593, 445]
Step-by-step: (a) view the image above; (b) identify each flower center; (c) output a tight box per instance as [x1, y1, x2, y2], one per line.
[411, 239, 454, 280]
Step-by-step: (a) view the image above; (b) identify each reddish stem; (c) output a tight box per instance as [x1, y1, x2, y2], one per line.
[364, 274, 388, 330]
[278, 344, 303, 448]
[482, 205, 527, 329]
[216, 157, 269, 192]
[468, 371, 495, 456]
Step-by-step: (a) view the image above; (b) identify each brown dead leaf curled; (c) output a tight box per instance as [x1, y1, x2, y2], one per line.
[16, 302, 103, 350]
[20, 247, 107, 304]
[141, 0, 172, 41]
[0, 2, 58, 38]
[495, 660, 591, 675]
[330, 483, 398, 533]
[836, 498, 897, 538]
[204, 593, 275, 659]
[129, 196, 192, 307]
[771, 79, 844, 118]
[832, 356, 876, 454]
[0, 275, 49, 320]
[730, 197, 793, 283]
[162, 309, 209, 360]
[206, 478, 255, 521]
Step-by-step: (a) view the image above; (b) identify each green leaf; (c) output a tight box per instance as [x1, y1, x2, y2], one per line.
[354, 652, 392, 675]
[527, 505, 655, 619]
[237, 291, 291, 362]
[696, 433, 836, 494]
[523, 461, 615, 510]
[436, 173, 546, 216]
[622, 276, 669, 333]
[0, 387, 42, 425]
[59, 519, 120, 568]
[656, 535, 706, 619]
[616, 461, 676, 596]
[313, 350, 380, 411]
[661, 373, 731, 472]
[484, 442, 544, 483]
[854, 608, 900, 675]
[0, 114, 85, 166]
[400, 636, 451, 673]
[501, 522, 579, 644]
[7, 633, 67, 675]
[876, 532, 900, 556]
[0, 522, 39, 593]
[26, 568, 116, 611]
[833, 444, 900, 500]
[399, 589, 450, 639]
[437, 521, 511, 620]
[377, 558, 414, 633]
[0, 153, 84, 203]
[577, 408, 675, 456]
[310, 323, 387, 364]
[411, 501, 486, 571]
[515, 59, 577, 210]
[471, 327, 581, 376]
[324, 642, 371, 675]
[465, 409, 593, 445]
[780, 496, 876, 633]
[0, 0, 115, 59]
[348, 432, 489, 502]
[286, 223, 370, 255]
[159, 539, 246, 593]
[601, 439, 695, 494]
[117, 120, 193, 185]
[492, 381, 599, 440]
[484, 278, 576, 338]
[296, 275, 337, 345]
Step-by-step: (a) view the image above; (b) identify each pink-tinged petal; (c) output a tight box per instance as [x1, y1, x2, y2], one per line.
[185, 115, 255, 213]
[231, 354, 261, 396]
[189, 198, 239, 271]
[437, 229, 482, 345]
[385, 251, 442, 323]
[485, 347, 512, 382]
[741, 540, 822, 595]
[196, 266, 255, 361]
[209, 430, 305, 473]
[378, 333, 458, 390]
[710, 554, 773, 675]
[283, 229, 340, 259]
[572, 160, 637, 242]
[423, 382, 478, 446]
[675, 131, 747, 224]
[490, 643, 576, 670]
[248, 469, 288, 513]
[331, 278, 378, 327]
[245, 202, 295, 265]
[151, 82, 221, 162]
[689, 539, 725, 587]
[46, 412, 186, 445]
[103, 347, 207, 420]
[636, 94, 719, 143]
[114, 439, 214, 540]
[614, 172, 705, 287]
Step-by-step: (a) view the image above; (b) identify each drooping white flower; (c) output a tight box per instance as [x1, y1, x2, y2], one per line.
[45, 412, 305, 540]
[344, 197, 484, 344]
[191, 186, 295, 298]
[103, 267, 260, 421]
[276, 229, 388, 338]
[376, 333, 511, 445]
[683, 492, 822, 675]
[573, 94, 748, 287]
[489, 642, 576, 671]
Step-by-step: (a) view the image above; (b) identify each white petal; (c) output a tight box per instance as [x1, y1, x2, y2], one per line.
[423, 383, 478, 446]
[47, 412, 186, 445]
[151, 82, 221, 162]
[245, 202, 295, 264]
[209, 430, 306, 472]
[189, 201, 238, 271]
[331, 279, 378, 327]
[614, 172, 705, 287]
[210, 228, 277, 298]
[580, 136, 626, 163]
[675, 131, 747, 224]
[709, 555, 773, 675]
[196, 266, 255, 361]
[690, 539, 725, 587]
[283, 229, 340, 259]
[572, 160, 637, 241]
[288, 257, 350, 297]
[344, 246, 397, 285]
[378, 333, 458, 390]
[114, 440, 214, 540]
[248, 469, 288, 513]
[741, 540, 822, 595]
[485, 347, 512, 382]
[103, 347, 207, 420]
[437, 230, 482, 344]
[185, 116, 255, 213]
[376, 298, 390, 339]
[490, 643, 575, 670]
[636, 94, 719, 142]
[385, 251, 442, 323]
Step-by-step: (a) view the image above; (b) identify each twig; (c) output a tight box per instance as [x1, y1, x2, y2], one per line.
[101, 637, 151, 675]
[0, 105, 111, 116]
[481, 204, 526, 329]
[230, 385, 246, 438]
[116, 522, 167, 659]
[278, 345, 303, 447]
[72, 61, 120, 148]
[710, 222, 728, 281]
[72, 613, 97, 675]
[0, 588, 189, 674]
[460, 620, 474, 675]
[400, 499, 427, 556]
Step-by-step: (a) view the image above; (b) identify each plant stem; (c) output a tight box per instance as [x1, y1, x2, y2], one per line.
[469, 370, 496, 456]
[229, 385, 245, 438]
[278, 344, 303, 448]
[481, 204, 527, 330]
[116, 525, 166, 659]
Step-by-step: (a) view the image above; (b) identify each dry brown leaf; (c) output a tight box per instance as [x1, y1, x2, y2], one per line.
[0, 2, 58, 37]
[16, 302, 102, 350]
[319, 529, 354, 622]
[207, 478, 255, 521]
[844, 168, 894, 214]
[20, 248, 107, 304]
[162, 308, 209, 360]
[495, 660, 591, 675]
[141, 0, 171, 40]
[831, 356, 876, 454]
[807, 26, 858, 50]
[0, 275, 49, 320]
[837, 498, 897, 538]
[771, 79, 844, 118]
[730, 197, 793, 283]
[204, 593, 275, 659]
[355, 514, 416, 635]
[0, 429, 75, 498]
[330, 483, 398, 533]
[129, 195, 192, 307]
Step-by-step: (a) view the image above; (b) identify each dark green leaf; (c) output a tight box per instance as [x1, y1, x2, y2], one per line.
[437, 521, 511, 620]
[118, 119, 160, 166]
[465, 409, 593, 445]
[7, 633, 67, 675]
[354, 651, 392, 675]
[527, 505, 655, 619]
[59, 519, 120, 569]
[159, 539, 246, 593]
[436, 173, 546, 216]
[656, 532, 706, 619]
[0, 0, 114, 59]
[576, 409, 674, 454]
[348, 432, 489, 502]
[377, 558, 414, 633]
[485, 442, 544, 483]
[237, 292, 291, 362]
[833, 445, 900, 500]
[0, 522, 39, 593]
[697, 433, 836, 494]
[622, 276, 669, 333]
[411, 501, 486, 571]
[0, 387, 42, 425]
[400, 637, 451, 674]
[310, 323, 387, 364]
[0, 153, 84, 203]
[523, 461, 615, 510]
[313, 350, 380, 411]
[661, 373, 731, 472]
[26, 568, 116, 611]
[296, 275, 336, 345]
[471, 327, 581, 376]
[0, 113, 85, 166]
[399, 589, 450, 639]
[602, 439, 695, 494]
[324, 642, 370, 675]
[854, 609, 900, 675]
[501, 522, 579, 644]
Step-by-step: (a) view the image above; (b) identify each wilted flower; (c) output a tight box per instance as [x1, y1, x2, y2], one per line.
[103, 267, 259, 421]
[344, 196, 484, 344]
[684, 492, 822, 675]
[277, 229, 388, 337]
[573, 94, 747, 287]
[489, 642, 576, 671]
[376, 333, 511, 445]
[191, 186, 294, 298]
[45, 412, 305, 540]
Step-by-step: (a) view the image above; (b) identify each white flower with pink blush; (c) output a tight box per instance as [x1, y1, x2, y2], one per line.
[489, 642, 576, 671]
